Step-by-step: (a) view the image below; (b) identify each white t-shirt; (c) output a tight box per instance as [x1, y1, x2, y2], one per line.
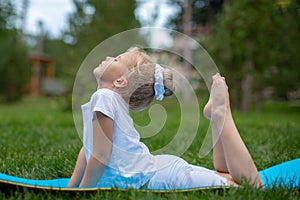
[81, 89, 228, 189]
[81, 89, 157, 188]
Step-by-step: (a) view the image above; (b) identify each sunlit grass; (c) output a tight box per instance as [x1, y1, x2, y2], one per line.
[0, 96, 299, 199]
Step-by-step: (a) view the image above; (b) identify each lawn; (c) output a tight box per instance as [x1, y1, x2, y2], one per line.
[0, 96, 299, 199]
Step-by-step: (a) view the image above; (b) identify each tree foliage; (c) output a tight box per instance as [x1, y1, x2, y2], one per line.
[166, 0, 223, 31]
[0, 0, 31, 102]
[55, 0, 140, 86]
[269, 0, 300, 99]
[39, 0, 141, 109]
[65, 0, 139, 59]
[165, 0, 300, 111]
[206, 0, 300, 111]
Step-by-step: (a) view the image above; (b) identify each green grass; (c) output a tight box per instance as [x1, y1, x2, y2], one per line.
[0, 96, 299, 199]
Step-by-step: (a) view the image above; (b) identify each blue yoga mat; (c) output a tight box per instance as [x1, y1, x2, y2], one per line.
[0, 158, 299, 191]
[259, 158, 300, 188]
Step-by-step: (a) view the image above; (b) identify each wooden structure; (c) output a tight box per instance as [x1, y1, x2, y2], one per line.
[29, 52, 56, 95]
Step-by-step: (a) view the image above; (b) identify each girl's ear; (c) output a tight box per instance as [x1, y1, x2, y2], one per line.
[113, 76, 128, 88]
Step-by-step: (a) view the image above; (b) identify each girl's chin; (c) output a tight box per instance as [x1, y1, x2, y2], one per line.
[93, 67, 102, 79]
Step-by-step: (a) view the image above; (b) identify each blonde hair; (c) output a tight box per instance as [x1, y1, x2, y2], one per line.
[119, 47, 175, 111]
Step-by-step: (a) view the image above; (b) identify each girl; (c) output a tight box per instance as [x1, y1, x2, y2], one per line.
[67, 47, 262, 189]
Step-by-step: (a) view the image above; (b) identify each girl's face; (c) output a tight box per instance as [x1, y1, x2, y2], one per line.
[93, 52, 131, 85]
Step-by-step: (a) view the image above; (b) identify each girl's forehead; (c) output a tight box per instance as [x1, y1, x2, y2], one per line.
[118, 51, 132, 59]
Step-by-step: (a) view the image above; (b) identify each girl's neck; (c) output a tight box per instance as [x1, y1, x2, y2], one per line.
[97, 82, 113, 90]
[97, 83, 130, 104]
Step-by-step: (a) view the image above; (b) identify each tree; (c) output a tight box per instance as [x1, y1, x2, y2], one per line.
[43, 0, 141, 109]
[166, 0, 224, 31]
[61, 0, 140, 78]
[164, 0, 299, 112]
[206, 0, 298, 112]
[269, 0, 300, 100]
[65, 0, 140, 57]
[0, 0, 31, 102]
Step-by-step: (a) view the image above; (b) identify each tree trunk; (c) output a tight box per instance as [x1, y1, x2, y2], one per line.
[240, 61, 254, 113]
[223, 0, 232, 6]
[181, 0, 193, 100]
[182, 0, 193, 68]
[255, 90, 263, 113]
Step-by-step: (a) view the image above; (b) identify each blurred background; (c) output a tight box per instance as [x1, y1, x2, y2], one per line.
[0, 0, 299, 113]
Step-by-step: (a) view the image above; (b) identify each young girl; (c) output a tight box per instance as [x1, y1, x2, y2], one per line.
[67, 47, 262, 189]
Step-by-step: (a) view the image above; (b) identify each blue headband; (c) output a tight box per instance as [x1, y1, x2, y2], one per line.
[154, 64, 165, 101]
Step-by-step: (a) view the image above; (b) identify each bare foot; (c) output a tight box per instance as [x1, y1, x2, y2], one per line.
[203, 94, 212, 120]
[203, 73, 229, 120]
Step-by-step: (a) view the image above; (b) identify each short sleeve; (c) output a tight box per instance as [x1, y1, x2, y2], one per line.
[90, 89, 116, 120]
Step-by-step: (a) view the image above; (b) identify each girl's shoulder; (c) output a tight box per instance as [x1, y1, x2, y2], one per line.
[91, 88, 124, 106]
[91, 88, 128, 113]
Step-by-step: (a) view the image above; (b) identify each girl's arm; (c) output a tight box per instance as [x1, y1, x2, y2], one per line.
[79, 111, 113, 187]
[67, 147, 86, 187]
